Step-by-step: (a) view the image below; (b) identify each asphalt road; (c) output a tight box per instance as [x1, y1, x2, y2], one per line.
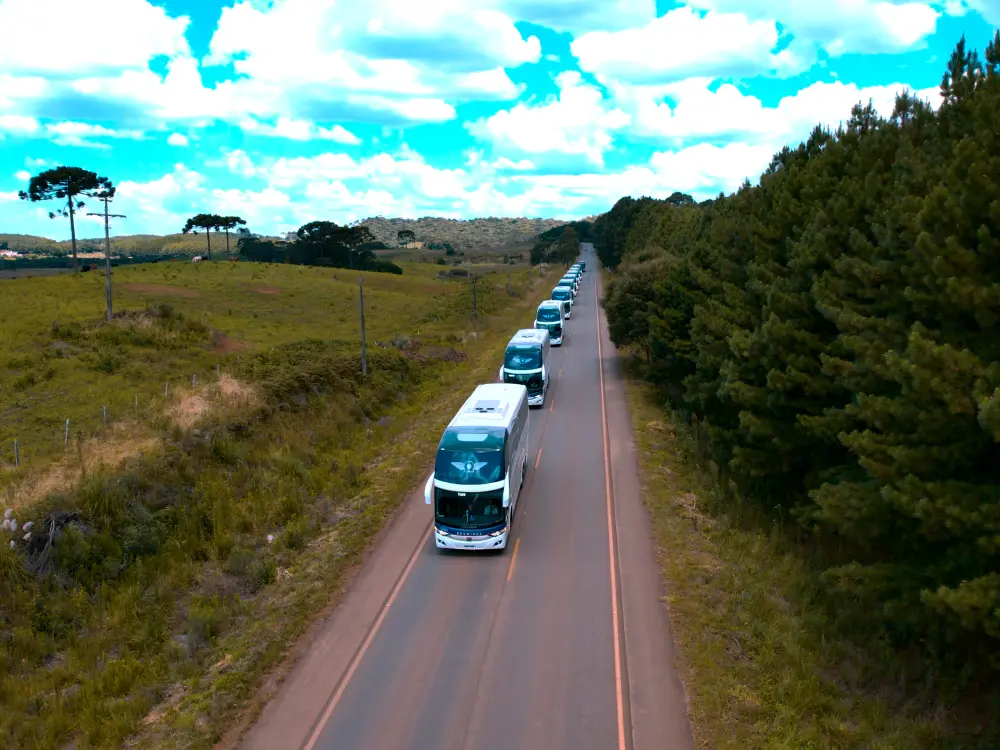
[240, 243, 693, 750]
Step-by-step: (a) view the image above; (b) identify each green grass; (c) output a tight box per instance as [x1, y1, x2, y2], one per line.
[0, 257, 563, 749]
[0, 260, 496, 474]
[620, 361, 1000, 749]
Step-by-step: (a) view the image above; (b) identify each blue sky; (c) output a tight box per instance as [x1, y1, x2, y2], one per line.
[0, 0, 996, 240]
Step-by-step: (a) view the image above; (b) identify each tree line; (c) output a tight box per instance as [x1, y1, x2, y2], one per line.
[595, 33, 1000, 663]
[15, 165, 403, 275]
[236, 223, 402, 274]
[530, 220, 593, 265]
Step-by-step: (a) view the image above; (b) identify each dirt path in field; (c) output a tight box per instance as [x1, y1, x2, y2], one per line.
[120, 283, 203, 298]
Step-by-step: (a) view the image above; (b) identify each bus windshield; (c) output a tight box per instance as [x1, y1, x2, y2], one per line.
[434, 427, 505, 485]
[552, 288, 571, 301]
[537, 306, 561, 322]
[504, 345, 542, 370]
[435, 487, 505, 530]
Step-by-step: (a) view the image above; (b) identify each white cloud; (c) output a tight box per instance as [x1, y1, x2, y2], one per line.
[167, 132, 189, 146]
[25, 157, 47, 168]
[0, 0, 190, 76]
[45, 121, 144, 148]
[15, 170, 31, 181]
[955, 0, 1000, 23]
[198, 0, 537, 126]
[0, 191, 19, 202]
[492, 157, 535, 170]
[572, 7, 799, 83]
[0, 114, 40, 136]
[208, 138, 767, 227]
[112, 163, 206, 233]
[684, 0, 939, 57]
[606, 77, 943, 145]
[466, 70, 630, 166]
[211, 186, 293, 223]
[498, 0, 656, 33]
[240, 117, 362, 144]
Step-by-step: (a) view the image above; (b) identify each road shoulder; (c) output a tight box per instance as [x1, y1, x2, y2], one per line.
[596, 271, 694, 750]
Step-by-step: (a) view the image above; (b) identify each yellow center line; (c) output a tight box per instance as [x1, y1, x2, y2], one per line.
[534, 446, 543, 469]
[596, 266, 627, 750]
[506, 537, 521, 582]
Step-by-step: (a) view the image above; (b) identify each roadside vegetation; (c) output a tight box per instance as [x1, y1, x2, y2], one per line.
[0, 253, 562, 749]
[596, 33, 1000, 748]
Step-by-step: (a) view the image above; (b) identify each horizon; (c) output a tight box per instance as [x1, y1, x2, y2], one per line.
[1, 1, 996, 240]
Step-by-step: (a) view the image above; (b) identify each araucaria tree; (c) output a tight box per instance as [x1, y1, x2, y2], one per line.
[219, 215, 248, 257]
[18, 166, 114, 273]
[182, 214, 223, 260]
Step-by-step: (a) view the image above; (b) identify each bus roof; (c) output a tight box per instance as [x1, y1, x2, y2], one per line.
[538, 300, 562, 309]
[508, 328, 548, 346]
[448, 383, 527, 431]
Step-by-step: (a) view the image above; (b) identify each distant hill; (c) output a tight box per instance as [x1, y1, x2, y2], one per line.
[0, 234, 62, 252]
[0, 231, 246, 256]
[1, 216, 576, 257]
[355, 216, 570, 250]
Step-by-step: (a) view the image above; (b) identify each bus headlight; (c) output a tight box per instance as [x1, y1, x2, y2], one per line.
[488, 527, 507, 537]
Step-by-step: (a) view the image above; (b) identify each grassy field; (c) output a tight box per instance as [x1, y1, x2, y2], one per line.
[0, 260, 491, 475]
[0, 257, 562, 749]
[620, 361, 1000, 749]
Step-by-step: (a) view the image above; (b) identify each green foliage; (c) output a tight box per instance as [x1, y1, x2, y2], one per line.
[237, 222, 401, 274]
[0, 258, 553, 748]
[537, 220, 593, 243]
[530, 225, 582, 266]
[18, 167, 115, 271]
[596, 32, 1000, 663]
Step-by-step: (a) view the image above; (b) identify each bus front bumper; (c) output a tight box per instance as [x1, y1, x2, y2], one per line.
[527, 392, 544, 407]
[435, 526, 509, 550]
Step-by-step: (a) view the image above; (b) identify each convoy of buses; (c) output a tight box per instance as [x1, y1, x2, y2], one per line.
[424, 257, 587, 551]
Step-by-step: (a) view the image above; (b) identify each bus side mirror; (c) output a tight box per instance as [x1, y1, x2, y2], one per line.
[424, 473, 434, 505]
[502, 479, 510, 508]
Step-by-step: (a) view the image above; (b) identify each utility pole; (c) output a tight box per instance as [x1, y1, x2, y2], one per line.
[471, 272, 478, 329]
[87, 194, 125, 322]
[359, 275, 368, 376]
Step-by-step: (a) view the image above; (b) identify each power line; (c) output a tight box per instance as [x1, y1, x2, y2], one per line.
[87, 194, 126, 322]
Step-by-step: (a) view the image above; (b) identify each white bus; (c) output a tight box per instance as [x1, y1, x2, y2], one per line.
[534, 300, 566, 346]
[551, 285, 574, 317]
[560, 273, 580, 293]
[423, 383, 530, 551]
[499, 328, 551, 407]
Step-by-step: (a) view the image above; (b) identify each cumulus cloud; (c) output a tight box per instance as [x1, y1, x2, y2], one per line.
[200, 0, 537, 125]
[240, 117, 362, 144]
[0, 114, 40, 137]
[0, 0, 542, 144]
[497, 0, 656, 33]
[14, 170, 31, 181]
[953, 0, 1000, 24]
[465, 71, 630, 167]
[45, 121, 144, 148]
[208, 139, 771, 226]
[0, 0, 190, 76]
[606, 77, 944, 146]
[111, 163, 207, 233]
[572, 7, 800, 83]
[683, 0, 939, 57]
[167, 133, 189, 146]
